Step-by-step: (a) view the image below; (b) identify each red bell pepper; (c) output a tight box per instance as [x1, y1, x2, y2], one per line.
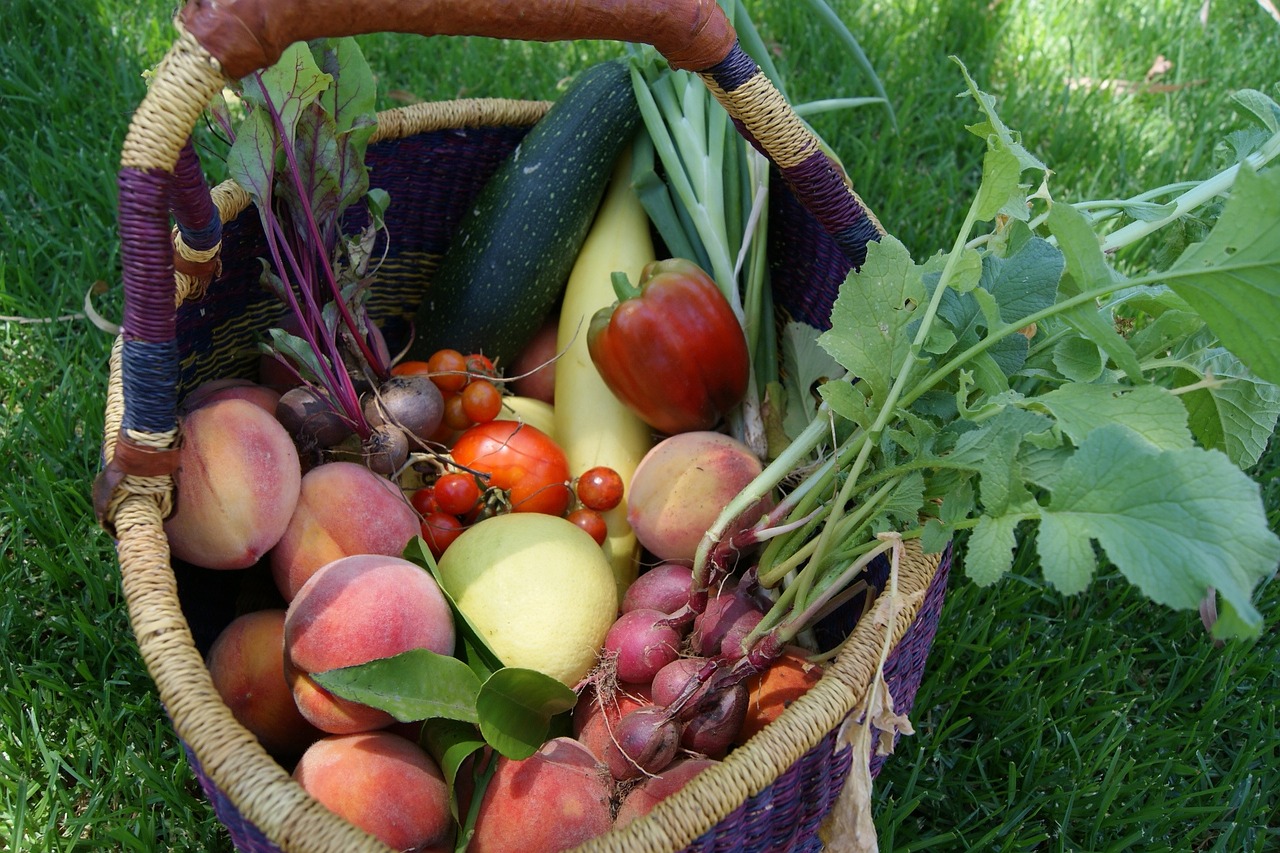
[587, 259, 750, 435]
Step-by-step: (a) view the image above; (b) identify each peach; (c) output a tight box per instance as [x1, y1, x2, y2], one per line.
[293, 731, 454, 851]
[469, 737, 613, 853]
[205, 609, 322, 760]
[180, 378, 281, 415]
[627, 431, 766, 563]
[270, 461, 419, 601]
[164, 397, 301, 570]
[284, 554, 455, 734]
[614, 758, 719, 828]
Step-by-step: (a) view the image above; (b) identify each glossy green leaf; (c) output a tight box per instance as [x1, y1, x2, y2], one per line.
[476, 669, 578, 761]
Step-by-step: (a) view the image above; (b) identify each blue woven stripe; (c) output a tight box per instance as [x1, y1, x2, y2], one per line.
[704, 42, 757, 91]
[834, 217, 881, 269]
[178, 216, 222, 253]
[121, 338, 179, 433]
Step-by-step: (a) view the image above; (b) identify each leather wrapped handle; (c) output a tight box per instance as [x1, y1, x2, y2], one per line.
[180, 0, 737, 79]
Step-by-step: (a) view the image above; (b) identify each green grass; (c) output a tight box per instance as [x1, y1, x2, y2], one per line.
[1, 0, 1277, 850]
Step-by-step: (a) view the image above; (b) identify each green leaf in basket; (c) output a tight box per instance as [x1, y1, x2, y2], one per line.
[421, 718, 487, 823]
[1033, 383, 1195, 452]
[1035, 424, 1280, 637]
[226, 107, 279, 211]
[819, 235, 924, 410]
[310, 649, 482, 724]
[476, 668, 578, 761]
[240, 41, 331, 151]
[1164, 164, 1280, 386]
[261, 327, 330, 387]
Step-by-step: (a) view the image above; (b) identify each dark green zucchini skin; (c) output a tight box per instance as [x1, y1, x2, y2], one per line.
[409, 59, 641, 367]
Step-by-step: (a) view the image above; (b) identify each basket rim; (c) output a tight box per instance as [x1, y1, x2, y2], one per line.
[105, 41, 934, 853]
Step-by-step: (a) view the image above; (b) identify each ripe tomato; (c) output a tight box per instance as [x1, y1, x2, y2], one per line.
[427, 348, 469, 394]
[575, 466, 624, 512]
[461, 379, 503, 424]
[566, 508, 608, 545]
[421, 512, 464, 558]
[450, 421, 572, 516]
[434, 473, 481, 516]
[410, 486, 439, 516]
[391, 359, 432, 377]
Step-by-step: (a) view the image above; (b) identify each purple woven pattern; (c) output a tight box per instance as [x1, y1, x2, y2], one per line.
[119, 166, 176, 344]
[766, 175, 856, 330]
[172, 140, 222, 250]
[173, 124, 529, 398]
[185, 743, 282, 853]
[705, 44, 877, 270]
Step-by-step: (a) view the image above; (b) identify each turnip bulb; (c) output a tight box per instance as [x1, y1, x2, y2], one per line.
[602, 707, 681, 781]
[603, 609, 683, 685]
[276, 386, 354, 450]
[620, 563, 695, 616]
[364, 375, 444, 445]
[364, 423, 409, 476]
[679, 681, 748, 758]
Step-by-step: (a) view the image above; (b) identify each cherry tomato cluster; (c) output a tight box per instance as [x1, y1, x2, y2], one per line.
[392, 349, 504, 439]
[565, 465, 626, 546]
[410, 456, 625, 559]
[411, 472, 482, 558]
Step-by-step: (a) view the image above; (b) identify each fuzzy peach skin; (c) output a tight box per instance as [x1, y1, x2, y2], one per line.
[179, 378, 281, 415]
[469, 737, 613, 853]
[205, 609, 322, 760]
[164, 397, 301, 570]
[293, 731, 454, 851]
[614, 757, 720, 828]
[270, 461, 419, 601]
[626, 431, 766, 564]
[284, 555, 455, 734]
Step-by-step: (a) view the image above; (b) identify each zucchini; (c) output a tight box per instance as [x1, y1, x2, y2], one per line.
[410, 59, 641, 366]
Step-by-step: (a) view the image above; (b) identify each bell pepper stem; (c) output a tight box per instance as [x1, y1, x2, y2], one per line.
[610, 270, 643, 302]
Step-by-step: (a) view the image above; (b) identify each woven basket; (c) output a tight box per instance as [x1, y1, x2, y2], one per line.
[98, 2, 952, 850]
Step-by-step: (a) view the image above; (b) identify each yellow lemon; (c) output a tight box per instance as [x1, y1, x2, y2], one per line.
[436, 513, 617, 686]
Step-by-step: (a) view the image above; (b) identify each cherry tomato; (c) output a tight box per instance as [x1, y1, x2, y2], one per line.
[461, 379, 503, 424]
[465, 353, 498, 379]
[575, 466, 624, 512]
[442, 393, 473, 432]
[391, 360, 432, 377]
[450, 421, 572, 516]
[427, 349, 470, 394]
[434, 473, 481, 516]
[567, 508, 608, 546]
[420, 512, 464, 558]
[410, 486, 439, 516]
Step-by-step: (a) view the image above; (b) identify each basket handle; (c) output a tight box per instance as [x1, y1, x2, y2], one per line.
[108, 0, 881, 480]
[179, 0, 737, 79]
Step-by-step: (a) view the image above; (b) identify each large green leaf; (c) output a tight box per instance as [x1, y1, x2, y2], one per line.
[1166, 165, 1280, 384]
[311, 649, 482, 724]
[1036, 424, 1280, 637]
[819, 236, 923, 408]
[1177, 346, 1280, 469]
[1034, 383, 1194, 451]
[476, 669, 577, 761]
